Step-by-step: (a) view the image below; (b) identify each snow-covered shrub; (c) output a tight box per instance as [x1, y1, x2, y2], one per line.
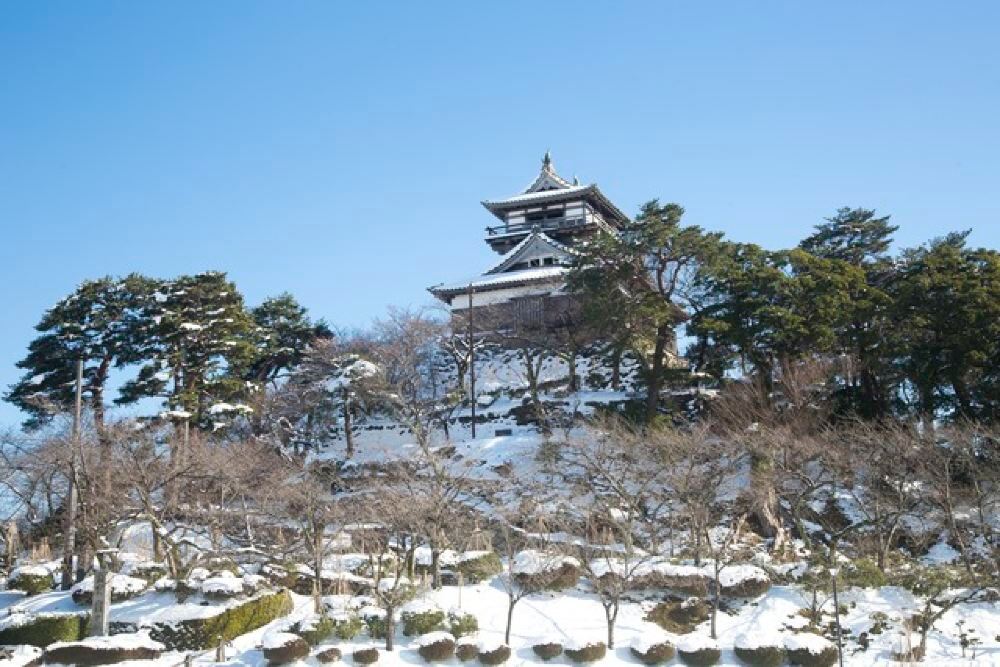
[328, 613, 365, 640]
[719, 565, 771, 598]
[676, 635, 721, 666]
[7, 565, 55, 596]
[0, 612, 89, 647]
[532, 641, 563, 661]
[44, 633, 164, 665]
[512, 551, 580, 591]
[645, 597, 710, 634]
[360, 606, 388, 639]
[200, 571, 247, 599]
[784, 633, 837, 667]
[401, 600, 446, 636]
[291, 615, 336, 645]
[70, 573, 148, 605]
[447, 610, 478, 637]
[262, 632, 310, 666]
[316, 646, 342, 663]
[124, 561, 168, 586]
[455, 552, 502, 583]
[417, 631, 456, 662]
[477, 638, 510, 665]
[733, 631, 785, 666]
[630, 637, 675, 665]
[564, 640, 607, 663]
[353, 647, 379, 664]
[146, 590, 293, 651]
[0, 645, 41, 666]
[455, 636, 478, 661]
[632, 562, 710, 595]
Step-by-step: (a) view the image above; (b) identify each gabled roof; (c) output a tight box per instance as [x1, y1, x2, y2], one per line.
[484, 231, 575, 275]
[428, 266, 568, 299]
[522, 151, 574, 193]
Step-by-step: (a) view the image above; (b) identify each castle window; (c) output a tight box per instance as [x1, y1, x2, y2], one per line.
[543, 257, 555, 266]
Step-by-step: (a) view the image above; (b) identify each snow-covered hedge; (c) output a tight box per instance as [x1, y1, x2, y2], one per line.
[447, 609, 478, 637]
[7, 565, 56, 596]
[676, 634, 721, 666]
[718, 565, 771, 597]
[0, 612, 89, 648]
[200, 571, 248, 599]
[416, 631, 456, 662]
[784, 633, 837, 667]
[477, 637, 510, 665]
[513, 550, 581, 591]
[455, 551, 502, 583]
[316, 646, 343, 663]
[44, 632, 164, 665]
[145, 589, 293, 651]
[563, 639, 607, 663]
[261, 631, 310, 665]
[455, 635, 479, 661]
[630, 636, 676, 665]
[70, 573, 148, 605]
[401, 599, 446, 636]
[353, 647, 379, 664]
[532, 640, 563, 661]
[734, 631, 785, 666]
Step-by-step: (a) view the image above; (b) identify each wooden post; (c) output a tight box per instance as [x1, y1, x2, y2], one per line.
[467, 284, 476, 439]
[89, 548, 118, 636]
[61, 359, 83, 590]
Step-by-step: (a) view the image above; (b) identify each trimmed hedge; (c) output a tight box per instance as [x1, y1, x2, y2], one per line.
[515, 563, 580, 591]
[478, 644, 510, 665]
[532, 643, 563, 660]
[402, 608, 446, 636]
[0, 613, 89, 648]
[787, 646, 837, 667]
[456, 553, 502, 583]
[722, 577, 771, 598]
[734, 646, 785, 666]
[678, 647, 721, 666]
[448, 611, 479, 638]
[263, 635, 310, 665]
[147, 590, 293, 651]
[8, 572, 53, 596]
[316, 646, 343, 663]
[292, 616, 336, 645]
[353, 647, 379, 664]
[564, 642, 607, 663]
[631, 642, 676, 665]
[43, 642, 162, 665]
[418, 636, 455, 662]
[331, 615, 365, 640]
[456, 642, 479, 661]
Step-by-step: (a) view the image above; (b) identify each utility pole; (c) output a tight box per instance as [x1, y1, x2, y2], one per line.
[467, 284, 476, 439]
[61, 358, 83, 590]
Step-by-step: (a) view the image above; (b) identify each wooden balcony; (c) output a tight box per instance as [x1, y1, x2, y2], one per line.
[485, 216, 589, 237]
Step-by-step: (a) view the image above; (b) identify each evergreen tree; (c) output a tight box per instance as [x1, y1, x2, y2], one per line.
[248, 293, 331, 386]
[6, 274, 153, 435]
[568, 200, 723, 422]
[800, 207, 898, 265]
[116, 271, 258, 428]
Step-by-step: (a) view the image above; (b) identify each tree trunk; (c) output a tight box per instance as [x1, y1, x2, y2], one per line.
[313, 530, 324, 614]
[431, 545, 441, 590]
[504, 598, 516, 645]
[644, 325, 669, 423]
[604, 603, 618, 649]
[343, 397, 354, 458]
[610, 345, 622, 391]
[385, 603, 395, 651]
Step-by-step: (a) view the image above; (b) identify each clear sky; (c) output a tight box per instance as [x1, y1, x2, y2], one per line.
[1, 2, 998, 427]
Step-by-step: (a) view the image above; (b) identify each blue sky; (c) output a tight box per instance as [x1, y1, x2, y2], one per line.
[1, 2, 998, 427]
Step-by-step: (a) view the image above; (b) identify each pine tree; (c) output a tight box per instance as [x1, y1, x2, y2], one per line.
[116, 271, 258, 428]
[6, 274, 153, 436]
[249, 293, 332, 386]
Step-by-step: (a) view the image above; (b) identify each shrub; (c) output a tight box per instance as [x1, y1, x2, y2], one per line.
[448, 611, 479, 638]
[43, 637, 164, 665]
[564, 641, 607, 663]
[262, 633, 310, 666]
[478, 644, 510, 665]
[645, 598, 710, 634]
[331, 614, 365, 640]
[8, 570, 54, 596]
[785, 634, 837, 667]
[402, 605, 446, 636]
[456, 639, 478, 661]
[361, 609, 388, 640]
[0, 613, 89, 647]
[353, 648, 379, 664]
[719, 566, 771, 598]
[677, 636, 721, 666]
[316, 647, 343, 663]
[417, 632, 456, 662]
[456, 552, 502, 583]
[147, 590, 293, 651]
[292, 616, 336, 645]
[71, 574, 149, 605]
[734, 646, 785, 666]
[532, 642, 563, 660]
[630, 640, 676, 665]
[127, 562, 168, 586]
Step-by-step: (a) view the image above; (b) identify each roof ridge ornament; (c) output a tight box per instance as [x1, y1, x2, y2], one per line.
[542, 150, 553, 172]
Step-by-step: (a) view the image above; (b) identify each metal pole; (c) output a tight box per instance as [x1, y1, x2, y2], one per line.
[61, 359, 83, 590]
[467, 284, 476, 439]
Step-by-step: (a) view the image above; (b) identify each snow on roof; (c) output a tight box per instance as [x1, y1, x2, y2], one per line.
[483, 232, 576, 275]
[485, 184, 591, 207]
[432, 266, 567, 295]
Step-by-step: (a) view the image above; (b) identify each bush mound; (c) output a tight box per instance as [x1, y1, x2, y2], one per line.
[262, 632, 310, 666]
[0, 612, 89, 647]
[645, 597, 710, 634]
[532, 642, 563, 661]
[448, 610, 479, 637]
[353, 648, 379, 664]
[478, 643, 510, 665]
[43, 635, 164, 666]
[291, 616, 337, 645]
[401, 601, 446, 636]
[719, 566, 772, 598]
[564, 641, 607, 663]
[456, 638, 478, 661]
[630, 639, 676, 665]
[360, 607, 387, 639]
[456, 552, 502, 583]
[330, 614, 365, 640]
[785, 633, 837, 667]
[147, 590, 293, 651]
[734, 632, 786, 666]
[7, 568, 54, 596]
[316, 646, 343, 663]
[417, 632, 456, 662]
[677, 636, 721, 666]
[71, 574, 149, 605]
[125, 561, 168, 586]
